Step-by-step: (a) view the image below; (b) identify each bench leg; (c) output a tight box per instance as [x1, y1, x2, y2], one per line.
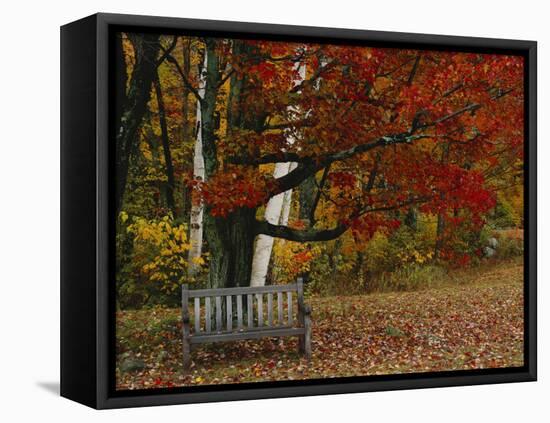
[182, 284, 191, 373]
[298, 314, 312, 360]
[183, 337, 191, 372]
[304, 313, 312, 360]
[298, 333, 305, 355]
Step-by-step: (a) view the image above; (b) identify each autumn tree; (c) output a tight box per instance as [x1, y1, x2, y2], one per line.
[115, 34, 523, 291]
[196, 41, 523, 288]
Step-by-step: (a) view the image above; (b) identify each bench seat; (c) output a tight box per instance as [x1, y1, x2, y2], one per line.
[190, 327, 305, 344]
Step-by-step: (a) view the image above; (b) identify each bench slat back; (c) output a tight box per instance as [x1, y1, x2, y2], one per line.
[182, 281, 304, 335]
[194, 298, 200, 333]
[188, 283, 298, 298]
[287, 291, 293, 325]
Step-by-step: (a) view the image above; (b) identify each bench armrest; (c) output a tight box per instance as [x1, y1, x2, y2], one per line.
[303, 304, 312, 316]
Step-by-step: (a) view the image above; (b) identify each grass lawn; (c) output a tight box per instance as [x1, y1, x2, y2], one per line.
[115, 258, 524, 390]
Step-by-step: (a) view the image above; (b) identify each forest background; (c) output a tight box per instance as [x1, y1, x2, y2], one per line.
[115, 33, 524, 309]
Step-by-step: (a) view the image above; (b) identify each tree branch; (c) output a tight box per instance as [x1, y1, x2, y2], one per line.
[407, 55, 421, 85]
[256, 197, 428, 241]
[261, 117, 315, 131]
[217, 67, 234, 88]
[156, 36, 178, 67]
[434, 103, 481, 125]
[271, 132, 430, 195]
[289, 59, 339, 94]
[255, 220, 349, 242]
[232, 131, 429, 168]
[365, 152, 381, 192]
[309, 164, 331, 226]
[376, 57, 415, 78]
[229, 151, 303, 165]
[432, 82, 464, 105]
[491, 87, 514, 100]
[247, 48, 311, 63]
[164, 53, 203, 103]
[417, 102, 482, 130]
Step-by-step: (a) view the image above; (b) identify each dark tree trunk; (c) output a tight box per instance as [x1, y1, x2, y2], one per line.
[144, 114, 162, 209]
[115, 33, 161, 214]
[435, 212, 446, 259]
[200, 39, 221, 177]
[199, 38, 236, 288]
[354, 250, 366, 289]
[181, 38, 192, 142]
[199, 39, 262, 288]
[404, 207, 418, 231]
[153, 73, 176, 215]
[299, 175, 317, 225]
[296, 172, 320, 284]
[328, 238, 343, 280]
[310, 165, 331, 226]
[204, 208, 257, 288]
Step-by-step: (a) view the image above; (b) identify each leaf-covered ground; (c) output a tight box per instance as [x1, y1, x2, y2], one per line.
[116, 259, 524, 390]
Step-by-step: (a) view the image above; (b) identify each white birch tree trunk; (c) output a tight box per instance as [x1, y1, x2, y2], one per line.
[187, 53, 207, 276]
[249, 59, 306, 287]
[250, 162, 293, 287]
[279, 162, 298, 226]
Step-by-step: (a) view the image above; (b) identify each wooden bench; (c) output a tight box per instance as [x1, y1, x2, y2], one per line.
[181, 278, 312, 371]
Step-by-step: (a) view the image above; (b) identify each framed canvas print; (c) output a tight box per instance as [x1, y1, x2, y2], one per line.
[60, 13, 537, 409]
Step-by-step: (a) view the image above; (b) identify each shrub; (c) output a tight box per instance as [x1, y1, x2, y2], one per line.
[271, 240, 320, 285]
[116, 213, 207, 309]
[368, 264, 448, 293]
[490, 195, 522, 229]
[361, 223, 435, 274]
[496, 235, 524, 259]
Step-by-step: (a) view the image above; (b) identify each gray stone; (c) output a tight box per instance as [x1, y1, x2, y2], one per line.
[120, 358, 146, 373]
[488, 237, 499, 249]
[484, 246, 496, 258]
[156, 350, 169, 362]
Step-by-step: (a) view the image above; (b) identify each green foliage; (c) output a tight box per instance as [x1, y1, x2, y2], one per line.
[479, 226, 523, 259]
[366, 224, 435, 272]
[305, 237, 365, 296]
[292, 210, 524, 298]
[148, 314, 181, 345]
[304, 222, 437, 295]
[368, 264, 448, 293]
[303, 218, 440, 295]
[478, 224, 494, 248]
[495, 234, 524, 259]
[491, 196, 521, 229]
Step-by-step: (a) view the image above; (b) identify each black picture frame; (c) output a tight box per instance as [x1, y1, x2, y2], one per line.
[61, 12, 537, 409]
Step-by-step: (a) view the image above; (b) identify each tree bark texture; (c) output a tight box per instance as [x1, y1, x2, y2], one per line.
[188, 52, 208, 276]
[153, 73, 176, 214]
[115, 33, 161, 214]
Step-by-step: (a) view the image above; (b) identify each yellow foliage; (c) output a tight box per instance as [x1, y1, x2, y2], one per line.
[126, 214, 202, 292]
[119, 211, 129, 223]
[272, 240, 321, 284]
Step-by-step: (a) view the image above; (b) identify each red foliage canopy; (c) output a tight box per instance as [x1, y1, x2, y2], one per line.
[198, 40, 524, 241]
